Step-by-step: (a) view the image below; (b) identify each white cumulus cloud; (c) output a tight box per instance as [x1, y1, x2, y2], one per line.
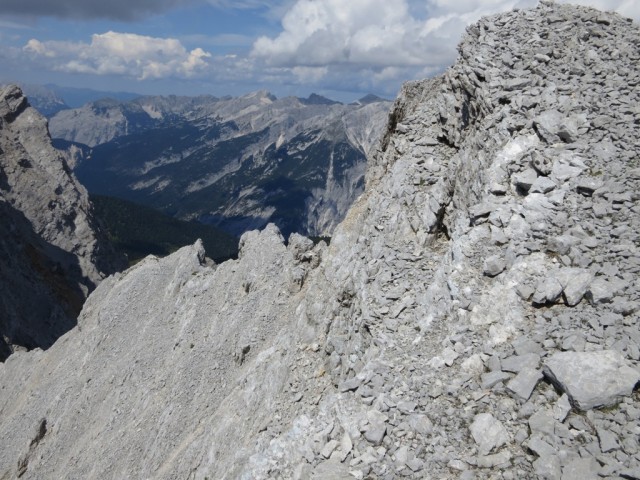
[23, 32, 212, 80]
[250, 0, 638, 90]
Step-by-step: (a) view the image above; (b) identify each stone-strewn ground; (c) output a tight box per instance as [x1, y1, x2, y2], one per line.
[1, 2, 639, 479]
[248, 2, 640, 478]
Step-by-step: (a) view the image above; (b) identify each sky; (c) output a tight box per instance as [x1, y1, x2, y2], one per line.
[0, 0, 638, 102]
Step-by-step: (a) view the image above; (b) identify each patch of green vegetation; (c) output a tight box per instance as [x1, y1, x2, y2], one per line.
[309, 236, 331, 246]
[90, 195, 238, 266]
[598, 402, 621, 413]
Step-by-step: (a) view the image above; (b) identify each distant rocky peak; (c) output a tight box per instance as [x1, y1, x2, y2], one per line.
[243, 89, 277, 103]
[353, 93, 388, 105]
[299, 93, 342, 106]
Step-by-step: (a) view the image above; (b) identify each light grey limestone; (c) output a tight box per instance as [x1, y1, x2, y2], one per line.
[2, 2, 640, 479]
[507, 367, 543, 401]
[470, 413, 509, 455]
[544, 351, 640, 410]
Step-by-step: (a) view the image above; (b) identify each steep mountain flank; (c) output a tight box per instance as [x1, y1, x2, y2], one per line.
[0, 85, 124, 360]
[90, 194, 239, 264]
[55, 91, 390, 237]
[1, 3, 640, 479]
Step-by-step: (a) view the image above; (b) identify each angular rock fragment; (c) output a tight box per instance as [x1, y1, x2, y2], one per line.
[364, 423, 386, 446]
[482, 371, 512, 389]
[530, 176, 556, 194]
[533, 455, 561, 479]
[530, 151, 552, 176]
[483, 255, 506, 277]
[597, 427, 619, 453]
[507, 367, 543, 401]
[532, 277, 564, 304]
[470, 413, 509, 455]
[501, 353, 540, 373]
[556, 268, 593, 307]
[513, 168, 538, 193]
[543, 350, 640, 410]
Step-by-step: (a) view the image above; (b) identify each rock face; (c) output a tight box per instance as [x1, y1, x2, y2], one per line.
[0, 85, 125, 360]
[1, 2, 640, 479]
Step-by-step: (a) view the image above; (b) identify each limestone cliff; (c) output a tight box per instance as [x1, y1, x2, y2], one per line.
[0, 85, 125, 360]
[1, 3, 640, 479]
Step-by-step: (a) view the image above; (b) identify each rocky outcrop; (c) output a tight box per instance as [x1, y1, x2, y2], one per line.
[1, 2, 640, 479]
[0, 85, 125, 360]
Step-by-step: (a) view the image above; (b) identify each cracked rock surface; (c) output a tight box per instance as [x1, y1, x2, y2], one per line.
[1, 2, 640, 479]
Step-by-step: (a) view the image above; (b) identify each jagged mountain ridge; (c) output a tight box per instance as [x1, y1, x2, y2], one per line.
[0, 85, 125, 361]
[1, 2, 640, 479]
[63, 91, 391, 237]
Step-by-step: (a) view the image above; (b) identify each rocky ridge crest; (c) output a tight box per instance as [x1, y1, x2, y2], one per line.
[1, 2, 640, 479]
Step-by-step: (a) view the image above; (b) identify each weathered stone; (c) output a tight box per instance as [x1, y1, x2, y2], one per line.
[555, 268, 593, 306]
[587, 277, 616, 304]
[527, 434, 556, 458]
[597, 427, 619, 453]
[483, 255, 506, 277]
[547, 236, 578, 256]
[364, 424, 387, 446]
[476, 450, 512, 468]
[408, 415, 433, 435]
[507, 367, 543, 400]
[513, 168, 538, 193]
[530, 176, 557, 194]
[470, 413, 509, 455]
[532, 277, 563, 304]
[501, 353, 540, 373]
[339, 376, 363, 392]
[321, 440, 340, 459]
[442, 347, 459, 366]
[534, 455, 561, 480]
[553, 394, 572, 423]
[528, 409, 556, 437]
[561, 457, 598, 480]
[544, 350, 640, 410]
[481, 371, 512, 389]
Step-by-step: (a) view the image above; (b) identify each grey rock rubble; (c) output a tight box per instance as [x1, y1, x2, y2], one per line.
[0, 85, 124, 360]
[1, 1, 640, 479]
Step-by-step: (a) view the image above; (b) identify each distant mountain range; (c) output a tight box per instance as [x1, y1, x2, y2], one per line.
[19, 83, 141, 116]
[48, 90, 392, 238]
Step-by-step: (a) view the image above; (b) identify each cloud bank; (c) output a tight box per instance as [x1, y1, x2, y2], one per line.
[248, 0, 639, 93]
[8, 0, 640, 97]
[24, 32, 211, 80]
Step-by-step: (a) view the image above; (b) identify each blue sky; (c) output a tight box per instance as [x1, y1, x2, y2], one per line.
[0, 0, 638, 102]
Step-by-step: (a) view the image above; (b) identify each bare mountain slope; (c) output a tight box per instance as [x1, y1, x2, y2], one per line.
[53, 91, 391, 237]
[1, 2, 640, 479]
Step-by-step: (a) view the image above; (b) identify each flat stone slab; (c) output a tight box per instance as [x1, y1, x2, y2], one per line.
[507, 367, 543, 400]
[543, 350, 640, 410]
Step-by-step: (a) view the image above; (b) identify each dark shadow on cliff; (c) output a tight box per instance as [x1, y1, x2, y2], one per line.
[0, 201, 88, 361]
